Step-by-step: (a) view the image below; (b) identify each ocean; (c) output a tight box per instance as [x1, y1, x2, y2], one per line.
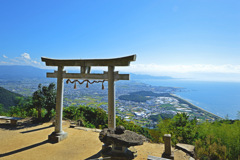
[136, 79, 240, 120]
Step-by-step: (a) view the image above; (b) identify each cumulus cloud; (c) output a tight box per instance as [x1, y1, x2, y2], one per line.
[0, 53, 43, 68]
[21, 53, 31, 60]
[3, 55, 8, 58]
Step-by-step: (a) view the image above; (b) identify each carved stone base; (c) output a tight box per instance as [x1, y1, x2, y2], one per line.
[101, 145, 137, 160]
[48, 131, 68, 143]
[162, 152, 174, 160]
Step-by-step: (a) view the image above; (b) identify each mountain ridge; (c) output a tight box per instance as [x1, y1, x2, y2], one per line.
[0, 65, 174, 80]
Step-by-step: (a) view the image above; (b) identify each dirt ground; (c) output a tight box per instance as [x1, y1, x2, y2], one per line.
[0, 119, 192, 160]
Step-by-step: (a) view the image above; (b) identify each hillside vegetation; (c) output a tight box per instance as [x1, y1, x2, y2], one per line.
[119, 91, 171, 102]
[150, 113, 240, 160]
[0, 86, 23, 110]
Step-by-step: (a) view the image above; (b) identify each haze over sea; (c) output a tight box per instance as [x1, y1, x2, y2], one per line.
[136, 79, 240, 120]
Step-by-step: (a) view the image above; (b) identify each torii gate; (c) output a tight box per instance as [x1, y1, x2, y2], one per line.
[41, 55, 136, 143]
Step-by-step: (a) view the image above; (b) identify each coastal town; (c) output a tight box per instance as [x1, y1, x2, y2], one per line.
[61, 80, 221, 127]
[0, 78, 221, 128]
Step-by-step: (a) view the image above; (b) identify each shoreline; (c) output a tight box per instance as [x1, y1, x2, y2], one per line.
[170, 94, 223, 120]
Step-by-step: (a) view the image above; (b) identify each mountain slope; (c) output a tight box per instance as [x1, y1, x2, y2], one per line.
[0, 86, 23, 110]
[0, 65, 174, 80]
[0, 65, 48, 79]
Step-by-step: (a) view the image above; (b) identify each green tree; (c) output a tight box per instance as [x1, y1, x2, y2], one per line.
[32, 83, 56, 121]
[153, 113, 197, 145]
[33, 84, 45, 120]
[169, 113, 197, 145]
[42, 83, 56, 121]
[15, 96, 33, 112]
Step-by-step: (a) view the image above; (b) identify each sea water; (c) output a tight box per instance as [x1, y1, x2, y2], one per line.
[136, 79, 240, 120]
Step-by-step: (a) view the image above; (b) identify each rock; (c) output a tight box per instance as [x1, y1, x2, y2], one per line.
[115, 125, 125, 134]
[176, 143, 195, 157]
[70, 122, 76, 128]
[99, 128, 147, 147]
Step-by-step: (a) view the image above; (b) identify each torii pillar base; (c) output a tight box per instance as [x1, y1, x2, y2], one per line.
[48, 131, 68, 143]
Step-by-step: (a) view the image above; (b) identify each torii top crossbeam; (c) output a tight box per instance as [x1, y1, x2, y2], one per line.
[41, 54, 136, 67]
[41, 55, 136, 80]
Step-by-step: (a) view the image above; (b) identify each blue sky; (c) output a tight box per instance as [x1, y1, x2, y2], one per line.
[0, 0, 240, 81]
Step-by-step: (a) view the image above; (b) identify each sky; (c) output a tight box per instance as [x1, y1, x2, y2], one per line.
[0, 0, 240, 81]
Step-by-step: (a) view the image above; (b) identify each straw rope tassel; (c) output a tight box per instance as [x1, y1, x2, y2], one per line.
[74, 82, 77, 89]
[66, 79, 105, 90]
[102, 82, 104, 90]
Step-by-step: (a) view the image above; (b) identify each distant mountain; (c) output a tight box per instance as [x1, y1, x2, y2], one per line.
[130, 73, 173, 80]
[0, 86, 23, 110]
[0, 65, 48, 79]
[0, 65, 174, 80]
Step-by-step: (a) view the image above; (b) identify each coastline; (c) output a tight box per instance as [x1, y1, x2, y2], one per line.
[170, 94, 223, 120]
[140, 79, 240, 120]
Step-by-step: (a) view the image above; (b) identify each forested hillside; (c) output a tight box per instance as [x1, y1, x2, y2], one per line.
[0, 86, 23, 110]
[118, 91, 172, 102]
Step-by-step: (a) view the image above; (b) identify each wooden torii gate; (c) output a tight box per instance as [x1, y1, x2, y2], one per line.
[41, 55, 136, 143]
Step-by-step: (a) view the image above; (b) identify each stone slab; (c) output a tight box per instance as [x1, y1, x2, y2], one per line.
[74, 126, 102, 133]
[148, 155, 171, 160]
[0, 116, 23, 125]
[0, 116, 23, 120]
[176, 143, 195, 157]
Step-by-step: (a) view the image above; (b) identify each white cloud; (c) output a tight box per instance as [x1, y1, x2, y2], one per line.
[116, 64, 240, 74]
[32, 60, 40, 64]
[21, 53, 31, 60]
[1, 54, 240, 81]
[10, 58, 20, 63]
[3, 55, 8, 58]
[0, 53, 44, 68]
[0, 61, 8, 64]
[115, 63, 240, 82]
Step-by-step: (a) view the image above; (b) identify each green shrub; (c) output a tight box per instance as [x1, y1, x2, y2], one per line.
[150, 113, 240, 160]
[63, 105, 152, 140]
[195, 135, 227, 160]
[28, 108, 38, 118]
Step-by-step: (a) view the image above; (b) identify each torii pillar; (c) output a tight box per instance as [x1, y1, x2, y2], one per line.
[42, 55, 136, 143]
[108, 66, 115, 130]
